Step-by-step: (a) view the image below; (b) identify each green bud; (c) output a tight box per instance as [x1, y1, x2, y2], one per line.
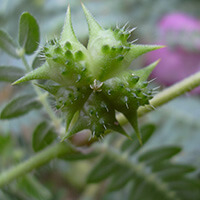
[75, 50, 84, 61]
[65, 50, 73, 59]
[65, 41, 72, 50]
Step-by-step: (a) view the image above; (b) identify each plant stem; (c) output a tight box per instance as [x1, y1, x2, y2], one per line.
[33, 82, 62, 131]
[21, 54, 62, 132]
[21, 55, 31, 72]
[0, 70, 200, 187]
[0, 142, 75, 188]
[137, 71, 200, 117]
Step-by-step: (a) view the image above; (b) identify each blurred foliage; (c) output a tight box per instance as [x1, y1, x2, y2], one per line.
[0, 0, 200, 199]
[87, 124, 200, 200]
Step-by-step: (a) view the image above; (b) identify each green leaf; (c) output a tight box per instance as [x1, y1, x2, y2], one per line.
[0, 66, 25, 82]
[17, 174, 52, 200]
[19, 12, 40, 55]
[32, 121, 57, 152]
[128, 177, 143, 200]
[0, 30, 19, 58]
[123, 110, 142, 145]
[153, 163, 195, 181]
[0, 94, 41, 119]
[87, 156, 119, 183]
[108, 168, 133, 191]
[138, 146, 181, 165]
[169, 178, 200, 191]
[120, 124, 156, 154]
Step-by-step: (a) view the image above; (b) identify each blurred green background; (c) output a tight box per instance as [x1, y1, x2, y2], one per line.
[0, 0, 200, 199]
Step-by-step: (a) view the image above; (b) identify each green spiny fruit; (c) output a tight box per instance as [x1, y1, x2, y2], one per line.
[13, 4, 163, 144]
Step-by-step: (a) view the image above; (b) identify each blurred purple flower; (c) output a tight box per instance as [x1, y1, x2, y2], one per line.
[146, 13, 200, 93]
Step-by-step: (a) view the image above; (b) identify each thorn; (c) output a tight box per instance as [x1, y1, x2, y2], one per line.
[144, 105, 152, 111]
[127, 34, 131, 40]
[89, 134, 92, 141]
[107, 89, 111, 95]
[92, 131, 95, 137]
[132, 92, 141, 99]
[96, 112, 99, 118]
[126, 88, 131, 92]
[100, 135, 104, 140]
[152, 91, 159, 94]
[122, 21, 129, 30]
[116, 21, 120, 29]
[126, 25, 131, 31]
[101, 102, 109, 112]
[130, 39, 138, 44]
[76, 74, 81, 82]
[150, 104, 156, 110]
[142, 92, 151, 97]
[129, 27, 137, 33]
[148, 78, 157, 84]
[152, 86, 160, 91]
[124, 96, 129, 109]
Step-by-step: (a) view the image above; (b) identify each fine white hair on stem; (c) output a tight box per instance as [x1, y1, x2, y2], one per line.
[130, 38, 138, 44]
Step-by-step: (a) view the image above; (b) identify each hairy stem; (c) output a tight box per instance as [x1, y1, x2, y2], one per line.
[0, 142, 75, 188]
[137, 71, 200, 117]
[21, 54, 63, 132]
[0, 71, 200, 187]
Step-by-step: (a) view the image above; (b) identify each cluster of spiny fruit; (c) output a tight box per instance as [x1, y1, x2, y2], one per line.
[14, 4, 162, 144]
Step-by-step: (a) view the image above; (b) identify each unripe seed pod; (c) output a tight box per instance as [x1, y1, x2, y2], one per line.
[13, 5, 162, 143]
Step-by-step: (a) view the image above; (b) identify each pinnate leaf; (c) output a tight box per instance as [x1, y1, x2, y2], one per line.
[108, 168, 133, 191]
[17, 174, 52, 200]
[87, 156, 119, 183]
[138, 146, 181, 165]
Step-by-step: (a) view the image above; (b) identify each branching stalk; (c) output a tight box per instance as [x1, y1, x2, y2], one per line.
[0, 142, 75, 188]
[0, 70, 200, 187]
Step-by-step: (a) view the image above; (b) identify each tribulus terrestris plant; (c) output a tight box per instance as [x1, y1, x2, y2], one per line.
[0, 3, 200, 199]
[13, 4, 162, 144]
